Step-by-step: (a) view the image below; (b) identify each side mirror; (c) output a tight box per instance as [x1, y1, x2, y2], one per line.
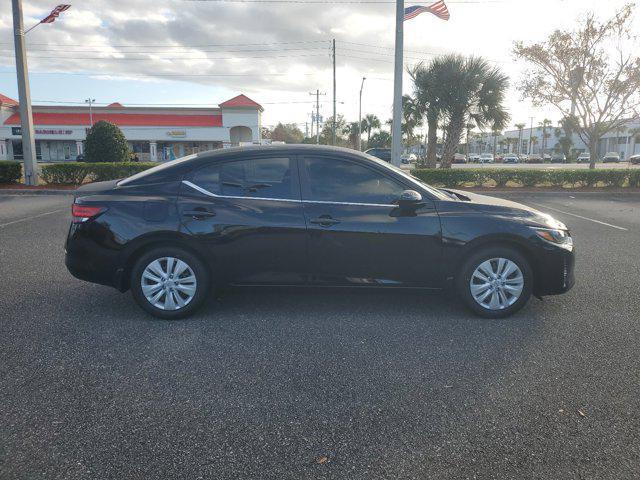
[397, 189, 423, 209]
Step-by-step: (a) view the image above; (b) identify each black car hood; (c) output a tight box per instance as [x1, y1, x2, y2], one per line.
[444, 188, 568, 230]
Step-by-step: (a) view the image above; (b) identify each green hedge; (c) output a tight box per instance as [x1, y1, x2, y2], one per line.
[411, 168, 639, 188]
[40, 162, 156, 185]
[0, 161, 22, 183]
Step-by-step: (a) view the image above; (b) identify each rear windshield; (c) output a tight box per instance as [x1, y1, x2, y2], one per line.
[117, 154, 197, 186]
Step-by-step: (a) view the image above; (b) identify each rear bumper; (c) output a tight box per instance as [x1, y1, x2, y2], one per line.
[65, 224, 127, 291]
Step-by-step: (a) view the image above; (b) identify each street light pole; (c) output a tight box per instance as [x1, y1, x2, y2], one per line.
[358, 77, 366, 151]
[11, 0, 38, 185]
[528, 116, 534, 155]
[85, 98, 95, 126]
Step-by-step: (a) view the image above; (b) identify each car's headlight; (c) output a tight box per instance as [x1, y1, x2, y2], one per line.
[532, 227, 573, 250]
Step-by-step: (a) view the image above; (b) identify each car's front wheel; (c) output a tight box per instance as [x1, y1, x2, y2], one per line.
[131, 247, 210, 319]
[457, 246, 533, 319]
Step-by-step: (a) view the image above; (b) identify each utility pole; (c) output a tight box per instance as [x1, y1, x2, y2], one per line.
[332, 39, 336, 146]
[358, 77, 366, 151]
[391, 0, 404, 166]
[309, 90, 325, 144]
[528, 116, 534, 155]
[11, 0, 38, 185]
[85, 98, 96, 126]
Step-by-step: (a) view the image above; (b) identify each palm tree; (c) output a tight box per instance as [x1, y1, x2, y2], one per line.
[515, 123, 526, 154]
[464, 122, 475, 158]
[419, 55, 509, 168]
[538, 119, 553, 156]
[530, 135, 539, 153]
[361, 114, 381, 148]
[402, 95, 422, 141]
[410, 61, 447, 168]
[342, 121, 361, 150]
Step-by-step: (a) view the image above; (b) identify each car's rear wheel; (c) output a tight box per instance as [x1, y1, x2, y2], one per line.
[457, 246, 533, 319]
[131, 247, 209, 319]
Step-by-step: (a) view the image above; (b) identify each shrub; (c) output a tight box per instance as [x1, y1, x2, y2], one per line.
[41, 162, 156, 185]
[410, 168, 639, 189]
[84, 120, 131, 163]
[87, 162, 157, 182]
[0, 161, 22, 183]
[40, 163, 91, 185]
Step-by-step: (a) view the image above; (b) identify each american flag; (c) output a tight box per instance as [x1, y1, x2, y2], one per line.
[41, 4, 71, 24]
[404, 1, 450, 21]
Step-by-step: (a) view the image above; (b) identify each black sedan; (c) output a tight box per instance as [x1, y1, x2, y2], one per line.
[65, 145, 575, 320]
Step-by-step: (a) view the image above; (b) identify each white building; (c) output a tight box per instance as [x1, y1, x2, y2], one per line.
[469, 119, 640, 158]
[0, 93, 263, 162]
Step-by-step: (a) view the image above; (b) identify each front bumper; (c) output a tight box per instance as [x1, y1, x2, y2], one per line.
[532, 244, 575, 296]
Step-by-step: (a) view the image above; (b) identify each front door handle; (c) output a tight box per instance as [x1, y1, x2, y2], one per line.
[309, 215, 340, 227]
[183, 208, 216, 220]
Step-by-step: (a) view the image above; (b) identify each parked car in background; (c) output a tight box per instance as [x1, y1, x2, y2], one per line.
[629, 154, 640, 165]
[542, 154, 552, 162]
[518, 154, 529, 162]
[469, 154, 480, 163]
[65, 145, 575, 319]
[400, 153, 417, 164]
[551, 153, 567, 163]
[526, 154, 543, 164]
[364, 148, 391, 163]
[602, 152, 621, 163]
[577, 153, 592, 163]
[503, 154, 519, 164]
[453, 153, 467, 164]
[479, 153, 494, 164]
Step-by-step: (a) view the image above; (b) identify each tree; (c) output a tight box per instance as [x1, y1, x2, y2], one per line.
[530, 135, 539, 153]
[343, 121, 361, 149]
[368, 131, 391, 148]
[537, 119, 553, 155]
[320, 115, 348, 145]
[84, 120, 130, 162]
[514, 4, 640, 169]
[410, 60, 447, 168]
[361, 114, 381, 147]
[271, 123, 304, 144]
[416, 55, 509, 168]
[514, 123, 526, 154]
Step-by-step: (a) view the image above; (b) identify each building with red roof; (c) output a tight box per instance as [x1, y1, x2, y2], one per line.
[0, 94, 263, 162]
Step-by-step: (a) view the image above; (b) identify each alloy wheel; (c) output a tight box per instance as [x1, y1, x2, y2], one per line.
[469, 257, 524, 311]
[140, 257, 197, 311]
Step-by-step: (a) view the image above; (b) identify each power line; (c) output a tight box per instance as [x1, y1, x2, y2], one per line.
[0, 53, 328, 61]
[0, 70, 319, 77]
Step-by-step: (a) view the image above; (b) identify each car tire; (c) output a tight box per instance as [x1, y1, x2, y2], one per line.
[131, 246, 210, 320]
[457, 246, 533, 319]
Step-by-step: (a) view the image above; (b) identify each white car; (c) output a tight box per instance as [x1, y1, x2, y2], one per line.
[469, 154, 480, 163]
[479, 153, 494, 164]
[400, 153, 417, 164]
[577, 153, 591, 163]
[503, 154, 519, 164]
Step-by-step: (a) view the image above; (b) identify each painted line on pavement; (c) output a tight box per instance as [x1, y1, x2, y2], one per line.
[0, 209, 66, 228]
[530, 203, 628, 231]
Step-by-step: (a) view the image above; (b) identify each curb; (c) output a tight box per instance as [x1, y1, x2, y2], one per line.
[0, 189, 74, 195]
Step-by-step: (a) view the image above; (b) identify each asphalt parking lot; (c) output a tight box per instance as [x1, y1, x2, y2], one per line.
[1, 191, 639, 479]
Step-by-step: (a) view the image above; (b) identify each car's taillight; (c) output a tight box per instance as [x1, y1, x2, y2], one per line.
[72, 204, 107, 223]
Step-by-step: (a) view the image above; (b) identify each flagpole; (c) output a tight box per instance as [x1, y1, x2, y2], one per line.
[391, 0, 404, 167]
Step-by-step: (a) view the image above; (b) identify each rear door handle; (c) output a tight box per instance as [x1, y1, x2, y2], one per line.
[309, 215, 340, 227]
[183, 208, 216, 219]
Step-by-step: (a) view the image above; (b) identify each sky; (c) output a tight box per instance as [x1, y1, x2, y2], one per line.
[0, 0, 637, 136]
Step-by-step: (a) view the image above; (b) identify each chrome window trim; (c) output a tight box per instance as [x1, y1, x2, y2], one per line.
[182, 180, 397, 208]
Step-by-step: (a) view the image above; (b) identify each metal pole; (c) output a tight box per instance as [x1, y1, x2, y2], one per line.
[391, 0, 404, 166]
[11, 0, 38, 185]
[85, 98, 95, 126]
[358, 77, 366, 151]
[316, 89, 320, 145]
[528, 116, 534, 155]
[332, 39, 336, 146]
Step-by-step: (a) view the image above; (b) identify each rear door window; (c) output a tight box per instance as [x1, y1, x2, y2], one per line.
[191, 156, 297, 200]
